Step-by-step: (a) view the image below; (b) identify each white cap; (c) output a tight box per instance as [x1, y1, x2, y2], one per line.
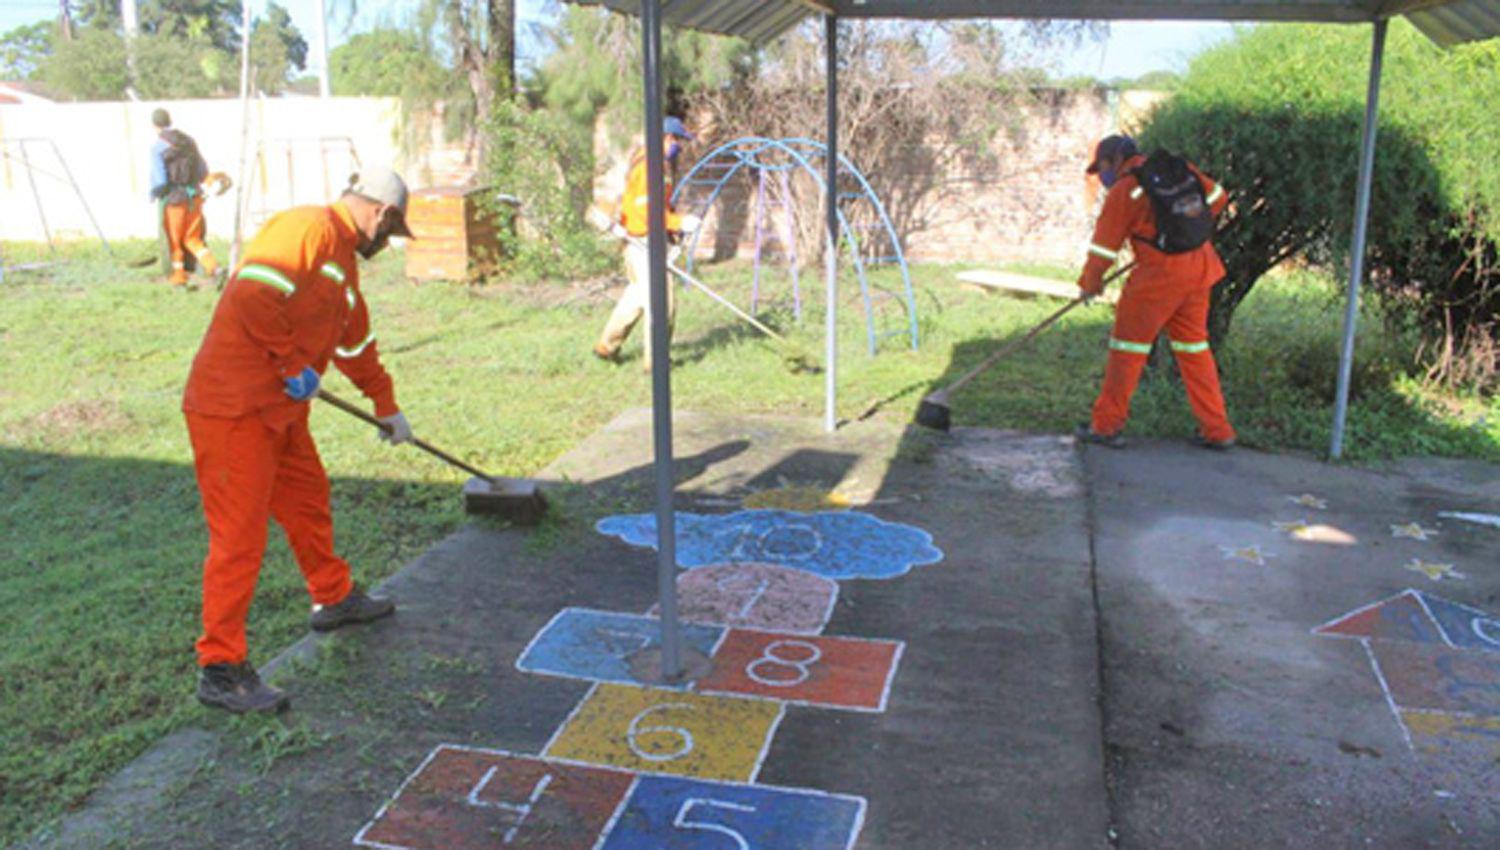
[348, 166, 414, 238]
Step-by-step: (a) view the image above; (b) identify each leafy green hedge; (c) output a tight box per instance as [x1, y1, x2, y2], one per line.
[1141, 21, 1499, 389]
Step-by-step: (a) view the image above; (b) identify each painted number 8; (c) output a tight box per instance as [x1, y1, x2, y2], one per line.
[627, 703, 695, 762]
[746, 640, 822, 687]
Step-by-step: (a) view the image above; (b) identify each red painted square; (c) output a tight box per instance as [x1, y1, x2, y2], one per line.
[356, 746, 635, 850]
[698, 628, 903, 712]
[1370, 641, 1500, 717]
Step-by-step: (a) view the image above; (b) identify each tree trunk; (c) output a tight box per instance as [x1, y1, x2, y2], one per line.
[488, 0, 515, 102]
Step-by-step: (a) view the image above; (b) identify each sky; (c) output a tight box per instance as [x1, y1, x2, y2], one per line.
[1, 2, 1234, 85]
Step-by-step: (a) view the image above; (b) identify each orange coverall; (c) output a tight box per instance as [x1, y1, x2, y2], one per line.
[164, 196, 217, 286]
[1079, 154, 1234, 442]
[182, 202, 396, 667]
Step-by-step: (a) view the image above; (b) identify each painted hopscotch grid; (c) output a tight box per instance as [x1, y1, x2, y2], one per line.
[516, 607, 906, 714]
[542, 683, 787, 783]
[355, 745, 867, 850]
[1315, 589, 1500, 756]
[648, 563, 842, 636]
[353, 746, 635, 850]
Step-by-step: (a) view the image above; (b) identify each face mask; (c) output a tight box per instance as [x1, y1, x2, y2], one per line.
[1099, 167, 1118, 189]
[667, 141, 682, 162]
[358, 229, 390, 260]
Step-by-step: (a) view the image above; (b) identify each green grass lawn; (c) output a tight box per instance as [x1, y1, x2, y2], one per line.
[1, 238, 1496, 844]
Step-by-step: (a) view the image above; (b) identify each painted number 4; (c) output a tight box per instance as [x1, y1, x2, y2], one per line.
[467, 767, 553, 844]
[674, 798, 757, 850]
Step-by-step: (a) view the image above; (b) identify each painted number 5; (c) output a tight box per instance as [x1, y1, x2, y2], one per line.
[746, 640, 822, 687]
[627, 703, 695, 762]
[674, 798, 756, 850]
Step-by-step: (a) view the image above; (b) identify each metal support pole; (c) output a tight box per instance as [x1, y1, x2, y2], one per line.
[18, 142, 55, 253]
[46, 140, 112, 254]
[824, 14, 839, 433]
[228, 0, 254, 272]
[316, 0, 332, 99]
[1330, 19, 1388, 460]
[642, 0, 682, 682]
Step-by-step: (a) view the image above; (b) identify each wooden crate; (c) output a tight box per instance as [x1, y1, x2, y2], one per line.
[403, 186, 509, 283]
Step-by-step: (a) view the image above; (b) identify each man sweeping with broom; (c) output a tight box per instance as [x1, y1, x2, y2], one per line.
[182, 167, 416, 714]
[1074, 135, 1237, 450]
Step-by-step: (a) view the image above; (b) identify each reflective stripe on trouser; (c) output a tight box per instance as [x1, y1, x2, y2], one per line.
[1090, 280, 1234, 442]
[185, 411, 353, 666]
[164, 197, 218, 284]
[597, 240, 679, 369]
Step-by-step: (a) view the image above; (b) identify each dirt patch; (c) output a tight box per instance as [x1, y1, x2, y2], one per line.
[20, 399, 131, 443]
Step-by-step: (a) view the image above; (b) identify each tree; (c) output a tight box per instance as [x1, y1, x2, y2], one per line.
[250, 3, 308, 94]
[37, 27, 128, 99]
[329, 29, 447, 98]
[428, 0, 516, 149]
[1141, 22, 1499, 388]
[138, 0, 241, 54]
[0, 22, 54, 80]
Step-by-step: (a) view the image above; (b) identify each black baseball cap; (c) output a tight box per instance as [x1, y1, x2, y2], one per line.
[1086, 134, 1138, 174]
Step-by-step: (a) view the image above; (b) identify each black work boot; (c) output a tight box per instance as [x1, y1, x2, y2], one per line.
[197, 663, 289, 714]
[1191, 432, 1236, 452]
[1075, 422, 1126, 449]
[310, 586, 395, 632]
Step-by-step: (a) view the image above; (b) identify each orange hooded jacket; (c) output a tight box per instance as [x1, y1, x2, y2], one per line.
[182, 202, 396, 427]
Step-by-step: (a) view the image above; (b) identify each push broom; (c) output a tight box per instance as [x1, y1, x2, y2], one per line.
[317, 390, 548, 524]
[914, 261, 1136, 432]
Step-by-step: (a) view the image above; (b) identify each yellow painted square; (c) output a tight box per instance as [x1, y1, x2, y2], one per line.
[544, 683, 783, 782]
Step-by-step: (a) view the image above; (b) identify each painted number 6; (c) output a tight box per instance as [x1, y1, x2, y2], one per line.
[627, 703, 695, 762]
[746, 640, 822, 687]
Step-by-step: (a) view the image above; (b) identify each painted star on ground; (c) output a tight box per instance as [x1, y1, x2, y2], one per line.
[1391, 522, 1439, 541]
[1219, 545, 1275, 566]
[1404, 558, 1466, 582]
[1273, 519, 1314, 540]
[1288, 494, 1329, 510]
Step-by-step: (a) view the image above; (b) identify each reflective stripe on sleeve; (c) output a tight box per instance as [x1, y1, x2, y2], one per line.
[1170, 339, 1211, 354]
[1109, 338, 1153, 355]
[1130, 186, 1145, 200]
[1205, 184, 1225, 205]
[237, 263, 296, 295]
[1088, 243, 1119, 261]
[320, 261, 347, 284]
[335, 331, 377, 359]
[345, 288, 357, 309]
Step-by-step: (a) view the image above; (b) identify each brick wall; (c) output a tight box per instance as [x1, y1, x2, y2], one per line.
[592, 88, 1167, 269]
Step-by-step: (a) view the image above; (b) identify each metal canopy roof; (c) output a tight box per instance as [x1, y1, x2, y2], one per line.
[571, 0, 1500, 46]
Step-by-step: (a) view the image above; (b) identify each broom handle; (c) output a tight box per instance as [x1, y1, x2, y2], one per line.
[944, 262, 1137, 398]
[316, 390, 494, 482]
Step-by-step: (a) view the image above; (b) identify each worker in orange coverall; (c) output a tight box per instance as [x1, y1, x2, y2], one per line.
[182, 166, 415, 713]
[149, 108, 220, 289]
[1074, 134, 1236, 450]
[593, 115, 701, 371]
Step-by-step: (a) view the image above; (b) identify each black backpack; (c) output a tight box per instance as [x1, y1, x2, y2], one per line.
[1135, 151, 1214, 254]
[160, 130, 206, 197]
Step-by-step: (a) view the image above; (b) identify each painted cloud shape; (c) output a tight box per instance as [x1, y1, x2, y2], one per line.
[595, 509, 944, 581]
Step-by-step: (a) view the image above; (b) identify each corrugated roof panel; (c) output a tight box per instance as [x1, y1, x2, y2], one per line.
[1405, 0, 1500, 45]
[563, 1, 1500, 47]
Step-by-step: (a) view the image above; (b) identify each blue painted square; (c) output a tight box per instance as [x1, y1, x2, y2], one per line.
[599, 775, 865, 850]
[1421, 593, 1500, 654]
[516, 608, 724, 688]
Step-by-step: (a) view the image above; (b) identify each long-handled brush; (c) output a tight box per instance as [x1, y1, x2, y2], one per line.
[914, 262, 1136, 432]
[317, 390, 548, 523]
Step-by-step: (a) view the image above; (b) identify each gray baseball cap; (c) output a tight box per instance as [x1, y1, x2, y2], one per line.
[348, 166, 414, 238]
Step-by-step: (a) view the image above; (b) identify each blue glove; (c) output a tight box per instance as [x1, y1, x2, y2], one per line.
[283, 366, 320, 401]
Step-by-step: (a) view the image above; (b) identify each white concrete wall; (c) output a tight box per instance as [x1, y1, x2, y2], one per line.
[0, 97, 410, 244]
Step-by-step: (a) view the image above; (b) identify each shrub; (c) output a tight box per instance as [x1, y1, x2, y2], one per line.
[1140, 22, 1500, 392]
